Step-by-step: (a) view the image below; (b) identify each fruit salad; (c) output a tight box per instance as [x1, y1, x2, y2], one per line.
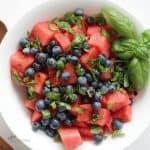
[10, 7, 150, 150]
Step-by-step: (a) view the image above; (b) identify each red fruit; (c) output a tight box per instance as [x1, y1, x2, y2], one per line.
[77, 104, 92, 123]
[10, 50, 34, 73]
[80, 53, 92, 69]
[60, 63, 77, 86]
[54, 33, 71, 53]
[93, 108, 111, 126]
[88, 47, 100, 58]
[31, 21, 55, 46]
[87, 25, 101, 36]
[105, 117, 113, 133]
[113, 105, 132, 122]
[31, 111, 42, 122]
[64, 32, 73, 41]
[74, 122, 89, 128]
[78, 127, 93, 140]
[25, 100, 36, 111]
[88, 32, 110, 57]
[72, 25, 84, 34]
[34, 72, 48, 95]
[101, 70, 112, 81]
[102, 91, 130, 112]
[81, 18, 87, 34]
[59, 127, 83, 150]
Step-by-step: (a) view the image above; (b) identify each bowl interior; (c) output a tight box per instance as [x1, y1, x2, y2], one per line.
[0, 0, 150, 150]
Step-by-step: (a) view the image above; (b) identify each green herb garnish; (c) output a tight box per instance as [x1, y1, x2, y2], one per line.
[50, 101, 57, 109]
[12, 71, 23, 85]
[107, 102, 113, 110]
[27, 85, 36, 100]
[112, 130, 125, 138]
[41, 109, 51, 119]
[90, 125, 103, 134]
[75, 63, 85, 76]
[75, 107, 84, 114]
[91, 114, 101, 123]
[46, 92, 61, 100]
[95, 13, 107, 26]
[45, 80, 51, 88]
[48, 21, 58, 31]
[59, 102, 71, 110]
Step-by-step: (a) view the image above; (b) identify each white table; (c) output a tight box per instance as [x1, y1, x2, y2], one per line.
[0, 0, 150, 149]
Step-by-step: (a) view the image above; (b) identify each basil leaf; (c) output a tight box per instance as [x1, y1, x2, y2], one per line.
[12, 71, 24, 85]
[140, 29, 150, 49]
[59, 102, 71, 110]
[72, 34, 86, 48]
[75, 107, 84, 114]
[41, 110, 51, 119]
[112, 130, 125, 138]
[75, 63, 85, 76]
[27, 85, 37, 100]
[95, 13, 107, 26]
[101, 7, 136, 38]
[91, 114, 101, 123]
[90, 125, 102, 134]
[128, 58, 149, 90]
[46, 92, 61, 100]
[141, 29, 150, 41]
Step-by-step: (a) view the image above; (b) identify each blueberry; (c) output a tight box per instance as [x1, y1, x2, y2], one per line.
[108, 85, 116, 92]
[86, 16, 95, 25]
[42, 87, 51, 95]
[46, 58, 57, 68]
[98, 82, 103, 88]
[112, 120, 123, 130]
[80, 86, 88, 94]
[101, 85, 109, 94]
[85, 73, 93, 83]
[32, 63, 41, 72]
[99, 54, 107, 65]
[94, 92, 102, 102]
[95, 70, 100, 77]
[77, 76, 87, 86]
[92, 102, 101, 110]
[82, 97, 90, 104]
[70, 56, 78, 65]
[61, 72, 70, 80]
[22, 47, 30, 54]
[64, 119, 72, 127]
[52, 87, 59, 93]
[41, 119, 50, 126]
[44, 99, 50, 108]
[50, 118, 61, 129]
[94, 135, 103, 144]
[52, 46, 62, 57]
[35, 99, 46, 111]
[25, 67, 35, 77]
[91, 81, 99, 88]
[74, 8, 84, 16]
[104, 60, 112, 67]
[72, 49, 82, 57]
[56, 112, 67, 121]
[32, 122, 41, 131]
[30, 48, 39, 55]
[57, 105, 66, 112]
[19, 38, 29, 48]
[49, 40, 57, 48]
[66, 55, 72, 63]
[59, 56, 67, 63]
[36, 53, 48, 64]
[45, 129, 56, 137]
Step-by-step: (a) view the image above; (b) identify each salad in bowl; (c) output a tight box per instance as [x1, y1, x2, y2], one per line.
[9, 5, 150, 150]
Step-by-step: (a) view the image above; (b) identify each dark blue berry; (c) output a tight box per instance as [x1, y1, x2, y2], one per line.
[101, 85, 109, 94]
[45, 129, 56, 137]
[64, 119, 72, 127]
[52, 46, 62, 57]
[61, 72, 70, 80]
[66, 55, 72, 63]
[95, 70, 100, 77]
[52, 87, 59, 93]
[104, 60, 112, 67]
[44, 99, 50, 108]
[82, 97, 90, 104]
[35, 99, 46, 111]
[56, 112, 67, 121]
[70, 56, 78, 65]
[74, 8, 84, 16]
[108, 85, 116, 92]
[57, 105, 66, 112]
[98, 82, 103, 88]
[30, 48, 39, 55]
[92, 102, 101, 110]
[85, 73, 93, 83]
[94, 92, 102, 102]
[86, 16, 95, 25]
[94, 135, 103, 144]
[32, 122, 41, 131]
[77, 76, 87, 86]
[112, 120, 123, 130]
[22, 47, 30, 54]
[25, 67, 35, 77]
[72, 49, 82, 57]
[19, 38, 29, 48]
[41, 119, 50, 126]
[99, 54, 107, 65]
[32, 63, 41, 72]
[46, 58, 57, 68]
[49, 40, 57, 48]
[91, 81, 99, 88]
[59, 56, 67, 63]
[50, 118, 61, 129]
[36, 53, 48, 64]
[42, 87, 51, 95]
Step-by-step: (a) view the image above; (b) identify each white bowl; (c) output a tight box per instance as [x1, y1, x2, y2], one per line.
[0, 0, 150, 150]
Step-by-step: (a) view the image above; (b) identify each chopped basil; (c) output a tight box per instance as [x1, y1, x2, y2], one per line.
[95, 13, 107, 26]
[23, 76, 30, 83]
[123, 73, 129, 88]
[87, 87, 95, 98]
[12, 71, 24, 85]
[50, 101, 57, 109]
[107, 102, 113, 110]
[53, 18, 75, 34]
[26, 38, 42, 50]
[59, 102, 71, 110]
[75, 63, 85, 76]
[91, 114, 101, 123]
[27, 85, 36, 100]
[53, 133, 61, 142]
[75, 107, 84, 114]
[57, 60, 65, 71]
[90, 125, 103, 134]
[102, 30, 110, 38]
[41, 109, 51, 119]
[46, 92, 61, 100]
[45, 80, 51, 88]
[112, 130, 125, 138]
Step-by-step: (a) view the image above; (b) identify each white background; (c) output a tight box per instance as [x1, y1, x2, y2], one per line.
[0, 0, 150, 149]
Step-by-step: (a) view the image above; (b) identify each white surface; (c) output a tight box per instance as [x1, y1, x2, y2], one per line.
[0, 0, 150, 150]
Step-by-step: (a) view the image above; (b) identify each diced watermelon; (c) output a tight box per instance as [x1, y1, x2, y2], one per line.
[54, 33, 71, 53]
[60, 63, 77, 86]
[113, 105, 132, 122]
[31, 21, 55, 46]
[87, 25, 101, 36]
[88, 32, 110, 57]
[80, 53, 92, 69]
[88, 47, 100, 58]
[64, 32, 73, 41]
[105, 116, 113, 133]
[72, 25, 84, 34]
[34, 72, 48, 95]
[10, 50, 34, 73]
[31, 111, 42, 122]
[81, 18, 87, 34]
[59, 127, 83, 150]
[102, 91, 130, 112]
[73, 122, 89, 128]
[25, 100, 36, 111]
[78, 127, 93, 140]
[93, 108, 111, 126]
[77, 104, 92, 122]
